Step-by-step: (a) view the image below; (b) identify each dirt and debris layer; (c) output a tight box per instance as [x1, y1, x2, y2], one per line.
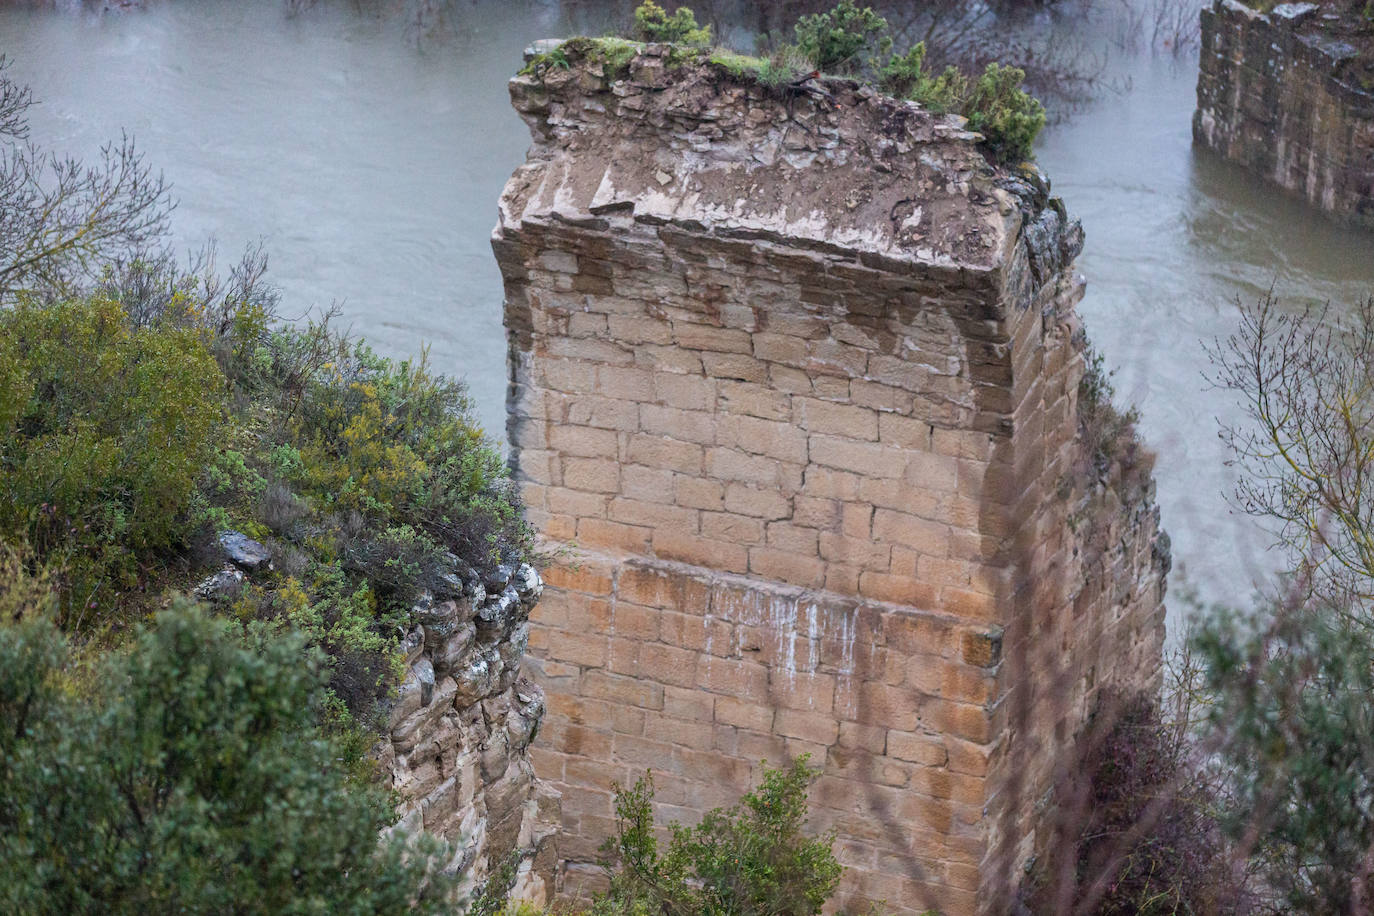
[503, 41, 1079, 277]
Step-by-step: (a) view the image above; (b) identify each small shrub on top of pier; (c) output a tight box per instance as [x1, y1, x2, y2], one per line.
[632, 0, 710, 46]
[793, 0, 892, 75]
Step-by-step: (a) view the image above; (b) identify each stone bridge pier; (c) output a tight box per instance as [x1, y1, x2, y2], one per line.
[494, 43, 1167, 915]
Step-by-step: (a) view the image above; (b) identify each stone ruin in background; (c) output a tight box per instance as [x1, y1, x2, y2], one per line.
[494, 42, 1169, 915]
[1196, 0, 1374, 228]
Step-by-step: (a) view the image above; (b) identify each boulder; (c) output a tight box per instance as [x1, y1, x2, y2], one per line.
[218, 530, 271, 572]
[193, 565, 246, 600]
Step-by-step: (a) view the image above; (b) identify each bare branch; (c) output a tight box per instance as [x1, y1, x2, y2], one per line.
[0, 69, 174, 302]
[1206, 292, 1374, 609]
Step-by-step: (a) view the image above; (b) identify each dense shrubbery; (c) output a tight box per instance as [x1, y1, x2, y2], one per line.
[0, 63, 530, 909]
[0, 294, 224, 623]
[0, 559, 455, 914]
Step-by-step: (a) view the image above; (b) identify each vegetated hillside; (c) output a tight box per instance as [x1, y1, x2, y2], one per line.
[0, 262, 530, 729]
[0, 50, 531, 910]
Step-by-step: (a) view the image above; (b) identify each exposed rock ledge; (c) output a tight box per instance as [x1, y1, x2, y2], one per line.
[377, 560, 559, 905]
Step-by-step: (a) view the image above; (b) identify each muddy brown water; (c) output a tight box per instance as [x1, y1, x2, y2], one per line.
[4, 0, 1373, 617]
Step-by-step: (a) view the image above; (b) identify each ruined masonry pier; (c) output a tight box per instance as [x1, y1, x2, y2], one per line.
[494, 43, 1167, 915]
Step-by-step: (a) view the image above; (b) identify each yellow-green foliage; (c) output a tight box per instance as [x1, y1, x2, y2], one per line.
[632, 1, 711, 46]
[592, 37, 641, 82]
[707, 48, 765, 78]
[707, 48, 805, 88]
[205, 324, 529, 717]
[0, 295, 224, 618]
[297, 380, 430, 514]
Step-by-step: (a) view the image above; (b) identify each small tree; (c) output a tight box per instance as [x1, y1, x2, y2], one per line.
[0, 589, 456, 914]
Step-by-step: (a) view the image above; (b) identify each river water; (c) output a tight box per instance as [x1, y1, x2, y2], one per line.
[3, 0, 1373, 612]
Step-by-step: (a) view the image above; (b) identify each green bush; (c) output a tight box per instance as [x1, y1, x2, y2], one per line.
[1195, 596, 1374, 914]
[876, 42, 928, 98]
[632, 1, 711, 46]
[794, 0, 892, 75]
[593, 757, 846, 916]
[881, 46, 1043, 160]
[0, 294, 225, 621]
[0, 591, 456, 914]
[963, 63, 1047, 163]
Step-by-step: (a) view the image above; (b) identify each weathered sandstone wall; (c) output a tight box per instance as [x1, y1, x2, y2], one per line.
[376, 560, 559, 904]
[496, 43, 1167, 915]
[1195, 0, 1374, 227]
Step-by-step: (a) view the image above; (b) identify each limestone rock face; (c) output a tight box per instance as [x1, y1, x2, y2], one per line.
[377, 560, 558, 907]
[1195, 0, 1374, 227]
[495, 44, 1166, 916]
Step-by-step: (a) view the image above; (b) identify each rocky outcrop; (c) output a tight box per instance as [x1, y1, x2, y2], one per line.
[376, 560, 559, 906]
[496, 42, 1166, 915]
[1195, 0, 1374, 227]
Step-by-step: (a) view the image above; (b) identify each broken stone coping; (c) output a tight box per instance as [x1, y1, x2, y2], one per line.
[1221, 0, 1374, 78]
[500, 39, 1082, 286]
